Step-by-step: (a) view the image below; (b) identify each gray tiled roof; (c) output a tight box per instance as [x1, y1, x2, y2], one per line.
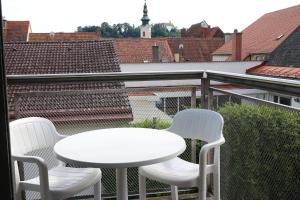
[5, 41, 133, 123]
[5, 41, 120, 74]
[247, 26, 300, 80]
[267, 26, 300, 67]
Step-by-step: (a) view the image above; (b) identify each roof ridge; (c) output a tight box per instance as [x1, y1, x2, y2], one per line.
[30, 32, 98, 34]
[5, 40, 111, 45]
[264, 4, 300, 16]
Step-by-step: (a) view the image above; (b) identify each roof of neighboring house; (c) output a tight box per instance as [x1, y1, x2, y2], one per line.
[246, 25, 300, 80]
[266, 26, 300, 67]
[247, 65, 300, 80]
[213, 5, 300, 59]
[181, 22, 224, 38]
[209, 27, 224, 38]
[113, 38, 174, 63]
[167, 38, 224, 62]
[156, 22, 175, 27]
[5, 41, 119, 74]
[5, 41, 132, 122]
[3, 21, 31, 42]
[29, 32, 100, 42]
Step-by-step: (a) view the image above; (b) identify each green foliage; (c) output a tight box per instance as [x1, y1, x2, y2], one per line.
[77, 22, 139, 38]
[129, 118, 171, 129]
[151, 24, 179, 38]
[77, 25, 101, 36]
[219, 103, 300, 200]
[77, 22, 179, 38]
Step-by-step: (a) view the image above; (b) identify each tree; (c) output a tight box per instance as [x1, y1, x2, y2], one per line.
[151, 24, 179, 38]
[77, 25, 101, 36]
[77, 22, 179, 38]
[100, 22, 113, 37]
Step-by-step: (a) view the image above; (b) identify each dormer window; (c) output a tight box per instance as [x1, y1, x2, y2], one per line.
[275, 34, 284, 40]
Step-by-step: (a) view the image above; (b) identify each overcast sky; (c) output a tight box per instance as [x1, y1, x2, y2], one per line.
[2, 0, 299, 33]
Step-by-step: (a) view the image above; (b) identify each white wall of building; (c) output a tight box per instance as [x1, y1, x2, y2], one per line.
[121, 61, 262, 87]
[140, 25, 151, 38]
[212, 55, 230, 61]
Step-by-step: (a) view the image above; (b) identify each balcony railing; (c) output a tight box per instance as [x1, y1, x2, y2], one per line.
[7, 70, 300, 200]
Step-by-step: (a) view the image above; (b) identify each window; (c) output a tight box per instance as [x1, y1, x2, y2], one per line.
[273, 95, 291, 106]
[279, 96, 291, 106]
[274, 95, 279, 103]
[275, 34, 284, 40]
[143, 31, 145, 37]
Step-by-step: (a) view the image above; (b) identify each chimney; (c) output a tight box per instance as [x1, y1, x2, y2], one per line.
[231, 29, 242, 61]
[152, 45, 159, 63]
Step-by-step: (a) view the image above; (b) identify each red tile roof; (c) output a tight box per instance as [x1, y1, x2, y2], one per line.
[247, 65, 300, 80]
[181, 23, 224, 39]
[213, 5, 300, 60]
[3, 21, 31, 42]
[29, 32, 100, 42]
[167, 38, 224, 62]
[113, 38, 224, 63]
[5, 41, 133, 122]
[113, 38, 174, 63]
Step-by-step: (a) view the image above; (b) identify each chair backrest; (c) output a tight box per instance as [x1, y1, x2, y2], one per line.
[9, 117, 61, 156]
[167, 109, 224, 142]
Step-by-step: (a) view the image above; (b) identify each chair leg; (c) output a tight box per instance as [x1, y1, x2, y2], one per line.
[213, 168, 220, 200]
[94, 181, 101, 200]
[40, 190, 51, 200]
[199, 175, 207, 200]
[14, 189, 22, 200]
[171, 185, 178, 200]
[139, 174, 146, 200]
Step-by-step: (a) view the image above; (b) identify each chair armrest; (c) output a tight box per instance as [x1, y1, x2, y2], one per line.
[12, 155, 49, 189]
[57, 133, 68, 140]
[199, 137, 225, 164]
[55, 134, 68, 166]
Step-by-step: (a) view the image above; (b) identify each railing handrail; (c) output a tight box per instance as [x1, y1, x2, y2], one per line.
[6, 70, 300, 96]
[6, 71, 204, 83]
[206, 70, 300, 96]
[210, 87, 300, 112]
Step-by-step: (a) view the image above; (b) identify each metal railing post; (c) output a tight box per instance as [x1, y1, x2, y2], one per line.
[201, 77, 210, 109]
[201, 76, 214, 192]
[191, 87, 197, 108]
[208, 88, 214, 110]
[191, 87, 197, 163]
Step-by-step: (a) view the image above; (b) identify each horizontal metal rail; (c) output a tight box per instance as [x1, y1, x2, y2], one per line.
[211, 87, 300, 112]
[6, 71, 204, 83]
[207, 70, 300, 96]
[6, 70, 300, 96]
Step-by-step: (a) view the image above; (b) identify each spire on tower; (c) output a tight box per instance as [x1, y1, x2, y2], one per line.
[141, 0, 150, 26]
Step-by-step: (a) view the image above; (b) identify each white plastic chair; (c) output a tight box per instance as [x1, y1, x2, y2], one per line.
[9, 117, 102, 200]
[139, 109, 225, 200]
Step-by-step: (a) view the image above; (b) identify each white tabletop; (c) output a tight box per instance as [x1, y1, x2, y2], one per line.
[54, 128, 186, 168]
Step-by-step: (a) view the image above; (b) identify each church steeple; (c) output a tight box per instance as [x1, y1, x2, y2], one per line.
[140, 0, 151, 38]
[141, 0, 150, 26]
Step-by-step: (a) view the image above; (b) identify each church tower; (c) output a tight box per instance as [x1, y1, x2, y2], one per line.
[140, 0, 151, 38]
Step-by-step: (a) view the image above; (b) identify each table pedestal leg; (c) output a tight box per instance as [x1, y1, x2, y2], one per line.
[116, 168, 128, 200]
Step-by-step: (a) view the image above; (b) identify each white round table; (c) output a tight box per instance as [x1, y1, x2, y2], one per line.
[54, 128, 186, 200]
